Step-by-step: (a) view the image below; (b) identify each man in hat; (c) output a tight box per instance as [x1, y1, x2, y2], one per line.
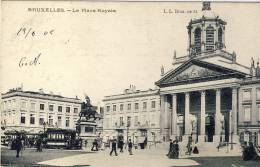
[110, 139, 118, 156]
[15, 135, 22, 158]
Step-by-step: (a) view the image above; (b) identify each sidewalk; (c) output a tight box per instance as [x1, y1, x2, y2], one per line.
[37, 148, 200, 167]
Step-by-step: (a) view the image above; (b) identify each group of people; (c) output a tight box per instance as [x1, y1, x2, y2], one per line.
[167, 139, 180, 159]
[110, 139, 133, 156]
[242, 142, 260, 161]
[11, 135, 45, 158]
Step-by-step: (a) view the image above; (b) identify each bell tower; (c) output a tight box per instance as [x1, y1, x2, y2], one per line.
[187, 2, 226, 56]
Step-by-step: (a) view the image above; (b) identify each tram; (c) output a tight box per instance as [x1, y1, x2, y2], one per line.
[44, 128, 82, 149]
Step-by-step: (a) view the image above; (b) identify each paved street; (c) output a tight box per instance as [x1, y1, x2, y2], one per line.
[1, 145, 260, 167]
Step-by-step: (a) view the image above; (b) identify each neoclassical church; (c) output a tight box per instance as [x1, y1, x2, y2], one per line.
[103, 2, 260, 146]
[155, 2, 260, 145]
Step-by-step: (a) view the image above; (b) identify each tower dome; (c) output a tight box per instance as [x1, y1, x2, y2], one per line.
[187, 2, 226, 56]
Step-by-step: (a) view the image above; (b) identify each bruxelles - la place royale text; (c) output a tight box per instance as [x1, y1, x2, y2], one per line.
[28, 8, 116, 13]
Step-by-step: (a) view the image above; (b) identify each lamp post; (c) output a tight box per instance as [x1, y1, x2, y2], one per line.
[43, 121, 48, 133]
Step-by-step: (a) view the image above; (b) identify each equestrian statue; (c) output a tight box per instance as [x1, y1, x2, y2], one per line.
[78, 95, 101, 122]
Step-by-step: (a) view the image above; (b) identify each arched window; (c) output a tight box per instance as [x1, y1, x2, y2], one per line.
[206, 26, 214, 52]
[218, 28, 223, 48]
[194, 27, 201, 53]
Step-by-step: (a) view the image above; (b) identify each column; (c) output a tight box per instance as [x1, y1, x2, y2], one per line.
[160, 95, 165, 136]
[183, 92, 190, 142]
[214, 88, 222, 142]
[171, 94, 177, 138]
[198, 90, 206, 142]
[231, 87, 239, 143]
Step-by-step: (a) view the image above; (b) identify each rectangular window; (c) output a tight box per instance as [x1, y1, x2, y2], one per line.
[66, 107, 70, 113]
[30, 114, 35, 124]
[49, 105, 54, 111]
[58, 106, 62, 112]
[12, 100, 16, 108]
[58, 116, 62, 127]
[135, 103, 139, 110]
[258, 107, 260, 121]
[127, 116, 131, 127]
[66, 117, 70, 127]
[151, 114, 155, 126]
[40, 104, 44, 110]
[21, 101, 26, 109]
[39, 118, 44, 125]
[120, 104, 123, 111]
[243, 90, 251, 101]
[113, 105, 116, 111]
[30, 103, 36, 111]
[244, 107, 251, 122]
[119, 117, 124, 126]
[151, 101, 156, 108]
[143, 102, 147, 109]
[49, 116, 53, 126]
[21, 115, 25, 124]
[257, 89, 260, 100]
[127, 103, 131, 110]
[74, 108, 78, 113]
[134, 116, 138, 126]
[106, 106, 110, 112]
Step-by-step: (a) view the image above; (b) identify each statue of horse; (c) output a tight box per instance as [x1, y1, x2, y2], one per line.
[78, 95, 101, 121]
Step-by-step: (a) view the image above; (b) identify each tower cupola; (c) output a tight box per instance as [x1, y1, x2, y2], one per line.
[187, 2, 226, 56]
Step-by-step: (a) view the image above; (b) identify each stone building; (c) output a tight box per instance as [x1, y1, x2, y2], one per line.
[103, 2, 260, 146]
[155, 2, 260, 145]
[1, 87, 81, 133]
[102, 85, 161, 144]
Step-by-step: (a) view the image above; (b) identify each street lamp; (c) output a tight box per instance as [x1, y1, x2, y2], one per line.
[43, 121, 48, 133]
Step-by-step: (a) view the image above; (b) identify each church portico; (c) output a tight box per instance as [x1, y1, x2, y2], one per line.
[159, 84, 240, 144]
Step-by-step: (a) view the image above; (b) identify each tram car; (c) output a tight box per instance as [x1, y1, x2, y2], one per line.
[2, 130, 27, 149]
[44, 128, 82, 149]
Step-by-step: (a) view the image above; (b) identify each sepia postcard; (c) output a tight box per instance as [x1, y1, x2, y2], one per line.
[1, 0, 260, 166]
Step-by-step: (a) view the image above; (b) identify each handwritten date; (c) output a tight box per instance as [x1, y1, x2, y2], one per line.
[17, 27, 54, 39]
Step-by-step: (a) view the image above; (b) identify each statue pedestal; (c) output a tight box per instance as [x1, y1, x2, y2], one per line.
[77, 121, 98, 146]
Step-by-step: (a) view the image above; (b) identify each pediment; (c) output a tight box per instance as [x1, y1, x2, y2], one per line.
[166, 65, 221, 82]
[156, 59, 246, 87]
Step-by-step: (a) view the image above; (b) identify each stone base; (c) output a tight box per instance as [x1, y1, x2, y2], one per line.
[198, 135, 206, 143]
[213, 135, 221, 143]
[229, 134, 240, 144]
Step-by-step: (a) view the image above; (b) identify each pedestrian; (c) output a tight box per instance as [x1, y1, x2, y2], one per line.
[193, 145, 199, 154]
[174, 140, 180, 158]
[119, 139, 124, 153]
[85, 140, 88, 148]
[110, 139, 118, 156]
[186, 140, 192, 155]
[15, 135, 22, 158]
[36, 137, 42, 152]
[166, 139, 173, 156]
[128, 139, 133, 155]
[91, 139, 98, 151]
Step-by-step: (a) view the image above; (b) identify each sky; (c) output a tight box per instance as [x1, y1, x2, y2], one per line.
[1, 1, 260, 105]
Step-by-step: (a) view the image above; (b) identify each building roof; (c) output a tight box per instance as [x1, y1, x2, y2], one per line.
[103, 88, 159, 102]
[1, 88, 82, 104]
[156, 59, 247, 87]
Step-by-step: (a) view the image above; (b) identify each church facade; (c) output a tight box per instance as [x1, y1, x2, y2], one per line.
[156, 2, 260, 145]
[103, 2, 260, 146]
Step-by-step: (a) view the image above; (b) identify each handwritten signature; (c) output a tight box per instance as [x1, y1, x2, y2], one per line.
[19, 53, 41, 67]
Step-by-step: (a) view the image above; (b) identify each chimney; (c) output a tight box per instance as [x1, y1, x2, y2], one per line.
[39, 88, 44, 94]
